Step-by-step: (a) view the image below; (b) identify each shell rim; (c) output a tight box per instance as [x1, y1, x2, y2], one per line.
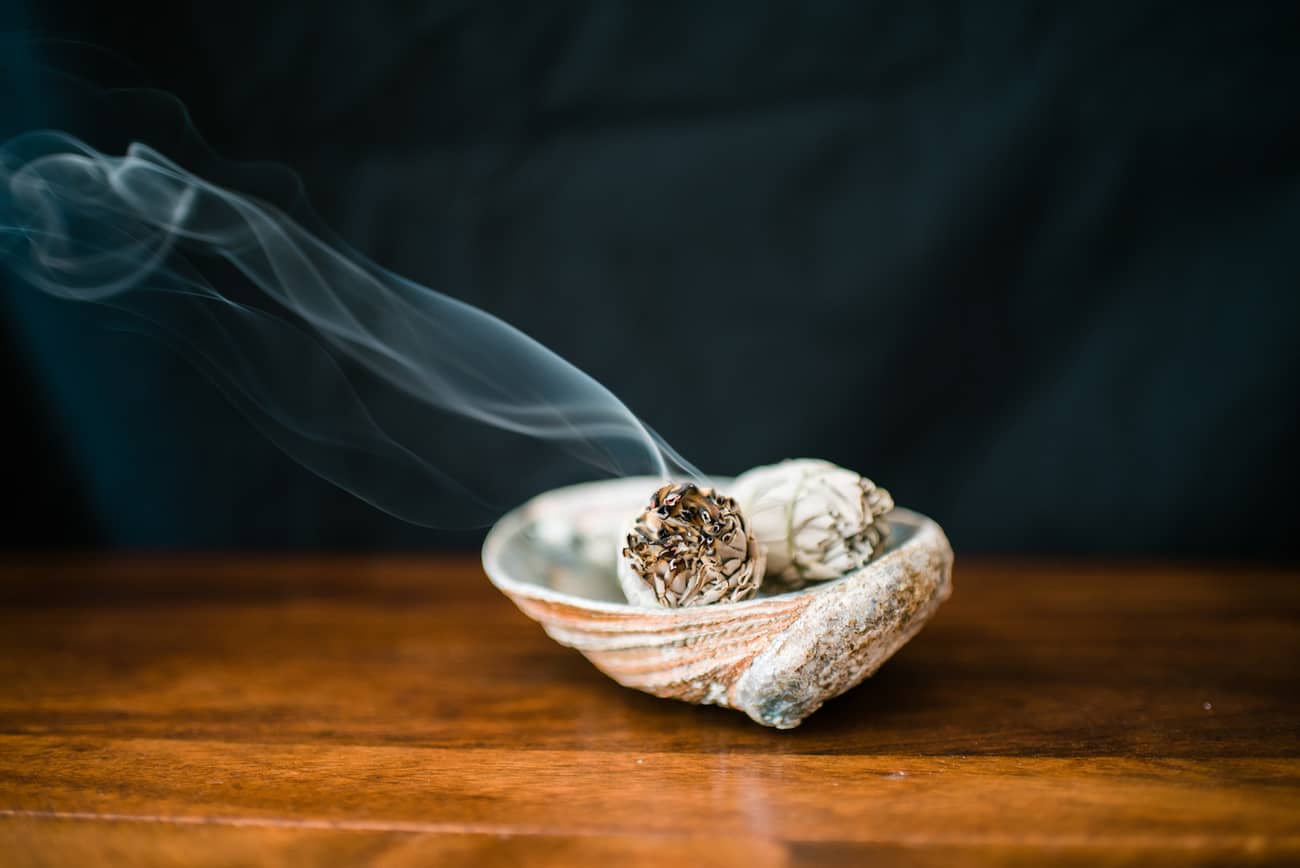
[481, 476, 943, 617]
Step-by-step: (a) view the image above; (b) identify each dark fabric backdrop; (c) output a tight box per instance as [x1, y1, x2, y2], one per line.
[2, 2, 1297, 555]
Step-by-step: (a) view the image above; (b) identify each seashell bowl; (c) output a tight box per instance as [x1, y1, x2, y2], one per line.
[481, 477, 954, 729]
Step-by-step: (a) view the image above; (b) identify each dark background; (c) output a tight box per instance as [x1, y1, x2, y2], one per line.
[2, 2, 1297, 556]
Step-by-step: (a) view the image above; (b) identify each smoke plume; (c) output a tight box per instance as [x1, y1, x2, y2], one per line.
[0, 131, 698, 527]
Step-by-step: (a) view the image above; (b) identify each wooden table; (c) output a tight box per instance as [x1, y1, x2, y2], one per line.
[0, 556, 1296, 866]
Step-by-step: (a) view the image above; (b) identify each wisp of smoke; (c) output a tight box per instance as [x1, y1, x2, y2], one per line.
[0, 131, 699, 527]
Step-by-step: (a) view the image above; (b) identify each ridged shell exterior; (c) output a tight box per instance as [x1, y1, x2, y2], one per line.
[483, 478, 953, 729]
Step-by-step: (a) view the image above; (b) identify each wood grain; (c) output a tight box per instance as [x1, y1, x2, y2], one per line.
[1, 555, 1297, 866]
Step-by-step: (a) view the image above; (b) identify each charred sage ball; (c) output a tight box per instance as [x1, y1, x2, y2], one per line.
[618, 483, 766, 608]
[731, 458, 894, 590]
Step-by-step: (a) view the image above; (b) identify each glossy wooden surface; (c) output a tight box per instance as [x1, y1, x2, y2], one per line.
[1, 556, 1297, 866]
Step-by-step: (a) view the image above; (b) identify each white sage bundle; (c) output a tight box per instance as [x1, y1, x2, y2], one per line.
[618, 482, 766, 608]
[731, 458, 893, 590]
